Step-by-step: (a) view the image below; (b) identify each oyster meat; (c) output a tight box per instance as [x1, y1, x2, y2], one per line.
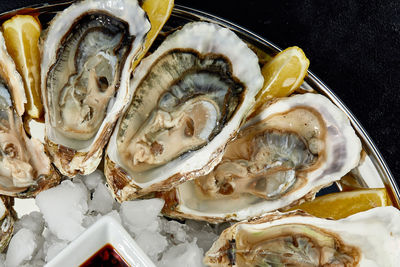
[161, 93, 362, 222]
[41, 0, 151, 176]
[204, 207, 400, 266]
[0, 32, 59, 197]
[105, 22, 264, 201]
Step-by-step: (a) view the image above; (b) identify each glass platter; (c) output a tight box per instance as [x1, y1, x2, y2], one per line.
[0, 0, 399, 234]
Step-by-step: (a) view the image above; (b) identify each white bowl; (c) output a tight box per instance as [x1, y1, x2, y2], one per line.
[45, 216, 155, 267]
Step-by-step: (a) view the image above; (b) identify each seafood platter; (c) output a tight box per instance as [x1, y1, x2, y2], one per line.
[0, 0, 399, 266]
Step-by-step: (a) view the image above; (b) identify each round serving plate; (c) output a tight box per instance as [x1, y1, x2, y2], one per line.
[0, 1, 398, 213]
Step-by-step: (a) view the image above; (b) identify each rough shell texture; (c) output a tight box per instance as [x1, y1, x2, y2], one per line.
[0, 32, 25, 116]
[105, 22, 264, 201]
[160, 93, 362, 222]
[41, 0, 150, 177]
[0, 196, 16, 252]
[204, 207, 400, 266]
[0, 32, 59, 198]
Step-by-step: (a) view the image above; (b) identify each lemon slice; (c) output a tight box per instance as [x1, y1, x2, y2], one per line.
[2, 15, 43, 119]
[256, 46, 309, 108]
[132, 0, 174, 70]
[288, 188, 391, 220]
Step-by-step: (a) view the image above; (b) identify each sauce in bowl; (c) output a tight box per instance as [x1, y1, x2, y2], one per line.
[80, 243, 129, 267]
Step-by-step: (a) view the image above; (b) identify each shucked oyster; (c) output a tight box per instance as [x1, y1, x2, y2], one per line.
[105, 22, 264, 201]
[0, 32, 59, 197]
[0, 196, 15, 252]
[41, 0, 151, 176]
[204, 207, 400, 266]
[161, 93, 361, 222]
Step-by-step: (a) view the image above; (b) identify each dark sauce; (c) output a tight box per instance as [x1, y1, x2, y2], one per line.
[80, 243, 130, 267]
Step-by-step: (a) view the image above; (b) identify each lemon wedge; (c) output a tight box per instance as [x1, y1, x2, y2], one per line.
[132, 0, 174, 70]
[255, 46, 309, 108]
[2, 15, 43, 119]
[288, 188, 391, 220]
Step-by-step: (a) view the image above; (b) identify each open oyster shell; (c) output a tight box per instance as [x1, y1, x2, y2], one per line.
[105, 22, 264, 201]
[41, 0, 151, 177]
[0, 196, 15, 252]
[204, 207, 400, 266]
[161, 93, 362, 222]
[0, 32, 25, 117]
[0, 32, 59, 197]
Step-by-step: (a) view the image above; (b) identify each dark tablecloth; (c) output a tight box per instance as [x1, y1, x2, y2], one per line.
[1, 0, 399, 186]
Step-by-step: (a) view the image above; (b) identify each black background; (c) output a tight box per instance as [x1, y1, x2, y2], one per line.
[1, 0, 399, 186]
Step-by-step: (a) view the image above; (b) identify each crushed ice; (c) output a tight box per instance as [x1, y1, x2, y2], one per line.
[0, 171, 222, 266]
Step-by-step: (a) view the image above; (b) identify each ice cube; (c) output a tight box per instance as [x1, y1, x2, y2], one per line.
[41, 228, 69, 263]
[160, 219, 189, 243]
[135, 230, 168, 262]
[82, 213, 102, 228]
[82, 210, 122, 229]
[185, 220, 221, 251]
[14, 212, 44, 235]
[31, 245, 45, 264]
[88, 183, 115, 215]
[35, 180, 88, 241]
[158, 240, 204, 267]
[5, 229, 37, 266]
[120, 198, 164, 232]
[20, 259, 45, 267]
[82, 170, 104, 191]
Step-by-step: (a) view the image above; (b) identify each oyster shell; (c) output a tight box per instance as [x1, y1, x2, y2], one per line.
[105, 22, 264, 201]
[0, 196, 15, 252]
[161, 93, 362, 222]
[0, 32, 25, 117]
[41, 0, 151, 176]
[204, 207, 400, 266]
[0, 32, 59, 197]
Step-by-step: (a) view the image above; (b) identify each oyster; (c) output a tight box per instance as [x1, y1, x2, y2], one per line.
[0, 32, 59, 197]
[105, 22, 264, 201]
[0, 32, 25, 117]
[204, 207, 400, 266]
[41, 0, 151, 176]
[161, 93, 362, 222]
[0, 196, 15, 252]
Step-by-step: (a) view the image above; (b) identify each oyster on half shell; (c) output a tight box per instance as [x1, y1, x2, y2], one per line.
[0, 196, 15, 252]
[105, 22, 264, 201]
[204, 207, 400, 266]
[41, 0, 151, 176]
[161, 93, 362, 222]
[0, 32, 59, 197]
